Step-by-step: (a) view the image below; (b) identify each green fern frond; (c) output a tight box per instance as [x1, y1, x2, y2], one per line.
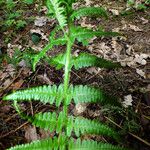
[3, 85, 120, 106]
[32, 43, 52, 71]
[48, 53, 67, 70]
[69, 139, 127, 150]
[3, 84, 67, 107]
[47, 52, 120, 70]
[46, 0, 67, 28]
[8, 136, 66, 150]
[72, 85, 120, 106]
[73, 117, 119, 140]
[71, 7, 108, 20]
[31, 111, 66, 133]
[71, 26, 121, 45]
[73, 52, 120, 69]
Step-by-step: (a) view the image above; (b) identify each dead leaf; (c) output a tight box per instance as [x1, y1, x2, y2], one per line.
[128, 24, 143, 31]
[25, 126, 39, 142]
[136, 68, 146, 78]
[74, 103, 87, 115]
[11, 79, 24, 90]
[109, 9, 119, 15]
[122, 94, 133, 108]
[34, 16, 47, 27]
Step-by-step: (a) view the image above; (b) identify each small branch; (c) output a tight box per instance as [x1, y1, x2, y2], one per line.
[105, 116, 150, 147]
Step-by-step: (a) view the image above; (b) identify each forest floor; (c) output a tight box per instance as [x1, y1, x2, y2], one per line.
[0, 0, 150, 150]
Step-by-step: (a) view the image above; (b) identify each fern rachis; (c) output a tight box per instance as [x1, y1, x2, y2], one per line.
[3, 1, 128, 150]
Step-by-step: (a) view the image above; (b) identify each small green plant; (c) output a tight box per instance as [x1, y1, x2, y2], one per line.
[3, 0, 128, 149]
[127, 0, 150, 11]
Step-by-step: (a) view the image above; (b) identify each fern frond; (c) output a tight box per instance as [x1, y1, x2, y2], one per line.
[47, 52, 120, 70]
[8, 136, 66, 150]
[71, 26, 121, 45]
[31, 111, 66, 133]
[3, 85, 120, 106]
[69, 139, 127, 150]
[72, 85, 120, 106]
[47, 0, 67, 28]
[3, 84, 68, 107]
[32, 43, 52, 71]
[73, 117, 120, 141]
[71, 7, 108, 20]
[48, 53, 67, 70]
[73, 52, 120, 69]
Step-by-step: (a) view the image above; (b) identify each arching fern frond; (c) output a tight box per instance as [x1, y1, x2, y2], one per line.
[3, 85, 120, 106]
[72, 117, 120, 141]
[31, 111, 66, 133]
[46, 0, 67, 28]
[3, 84, 67, 107]
[72, 85, 120, 106]
[8, 136, 66, 150]
[73, 52, 120, 69]
[69, 139, 127, 150]
[71, 26, 121, 45]
[32, 43, 52, 71]
[47, 52, 120, 70]
[71, 7, 108, 20]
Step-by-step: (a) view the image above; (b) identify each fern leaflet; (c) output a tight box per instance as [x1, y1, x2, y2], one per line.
[8, 136, 66, 150]
[71, 7, 108, 20]
[47, 0, 67, 28]
[3, 85, 119, 106]
[74, 52, 120, 69]
[69, 139, 127, 150]
[70, 26, 121, 45]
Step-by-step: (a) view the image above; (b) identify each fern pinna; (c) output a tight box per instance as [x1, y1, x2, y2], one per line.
[3, 0, 127, 150]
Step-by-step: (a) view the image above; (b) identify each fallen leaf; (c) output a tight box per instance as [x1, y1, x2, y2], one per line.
[122, 94, 133, 108]
[74, 103, 87, 115]
[25, 126, 39, 142]
[128, 24, 143, 31]
[34, 16, 47, 27]
[136, 68, 146, 78]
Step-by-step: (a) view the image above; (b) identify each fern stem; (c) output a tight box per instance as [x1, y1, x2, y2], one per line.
[63, 39, 72, 97]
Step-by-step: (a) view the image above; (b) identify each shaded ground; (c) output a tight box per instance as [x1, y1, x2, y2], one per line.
[0, 0, 150, 150]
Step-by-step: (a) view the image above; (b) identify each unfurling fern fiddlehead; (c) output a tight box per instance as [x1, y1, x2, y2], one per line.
[3, 0, 128, 150]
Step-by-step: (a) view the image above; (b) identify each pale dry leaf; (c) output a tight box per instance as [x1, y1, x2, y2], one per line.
[128, 24, 143, 31]
[74, 103, 87, 115]
[136, 68, 146, 78]
[140, 17, 149, 24]
[25, 126, 39, 142]
[109, 9, 119, 15]
[87, 67, 101, 74]
[122, 94, 133, 108]
[34, 16, 47, 27]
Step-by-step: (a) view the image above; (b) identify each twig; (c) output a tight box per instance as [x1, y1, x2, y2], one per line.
[0, 121, 28, 139]
[105, 116, 150, 147]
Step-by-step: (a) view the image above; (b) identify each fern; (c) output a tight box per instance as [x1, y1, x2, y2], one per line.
[3, 85, 119, 106]
[7, 137, 127, 150]
[48, 52, 120, 70]
[70, 26, 121, 45]
[71, 7, 108, 20]
[46, 0, 67, 28]
[69, 139, 127, 150]
[8, 136, 66, 150]
[3, 1, 128, 150]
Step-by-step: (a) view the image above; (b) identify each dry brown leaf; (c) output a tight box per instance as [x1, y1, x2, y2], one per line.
[25, 126, 39, 142]
[11, 79, 24, 90]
